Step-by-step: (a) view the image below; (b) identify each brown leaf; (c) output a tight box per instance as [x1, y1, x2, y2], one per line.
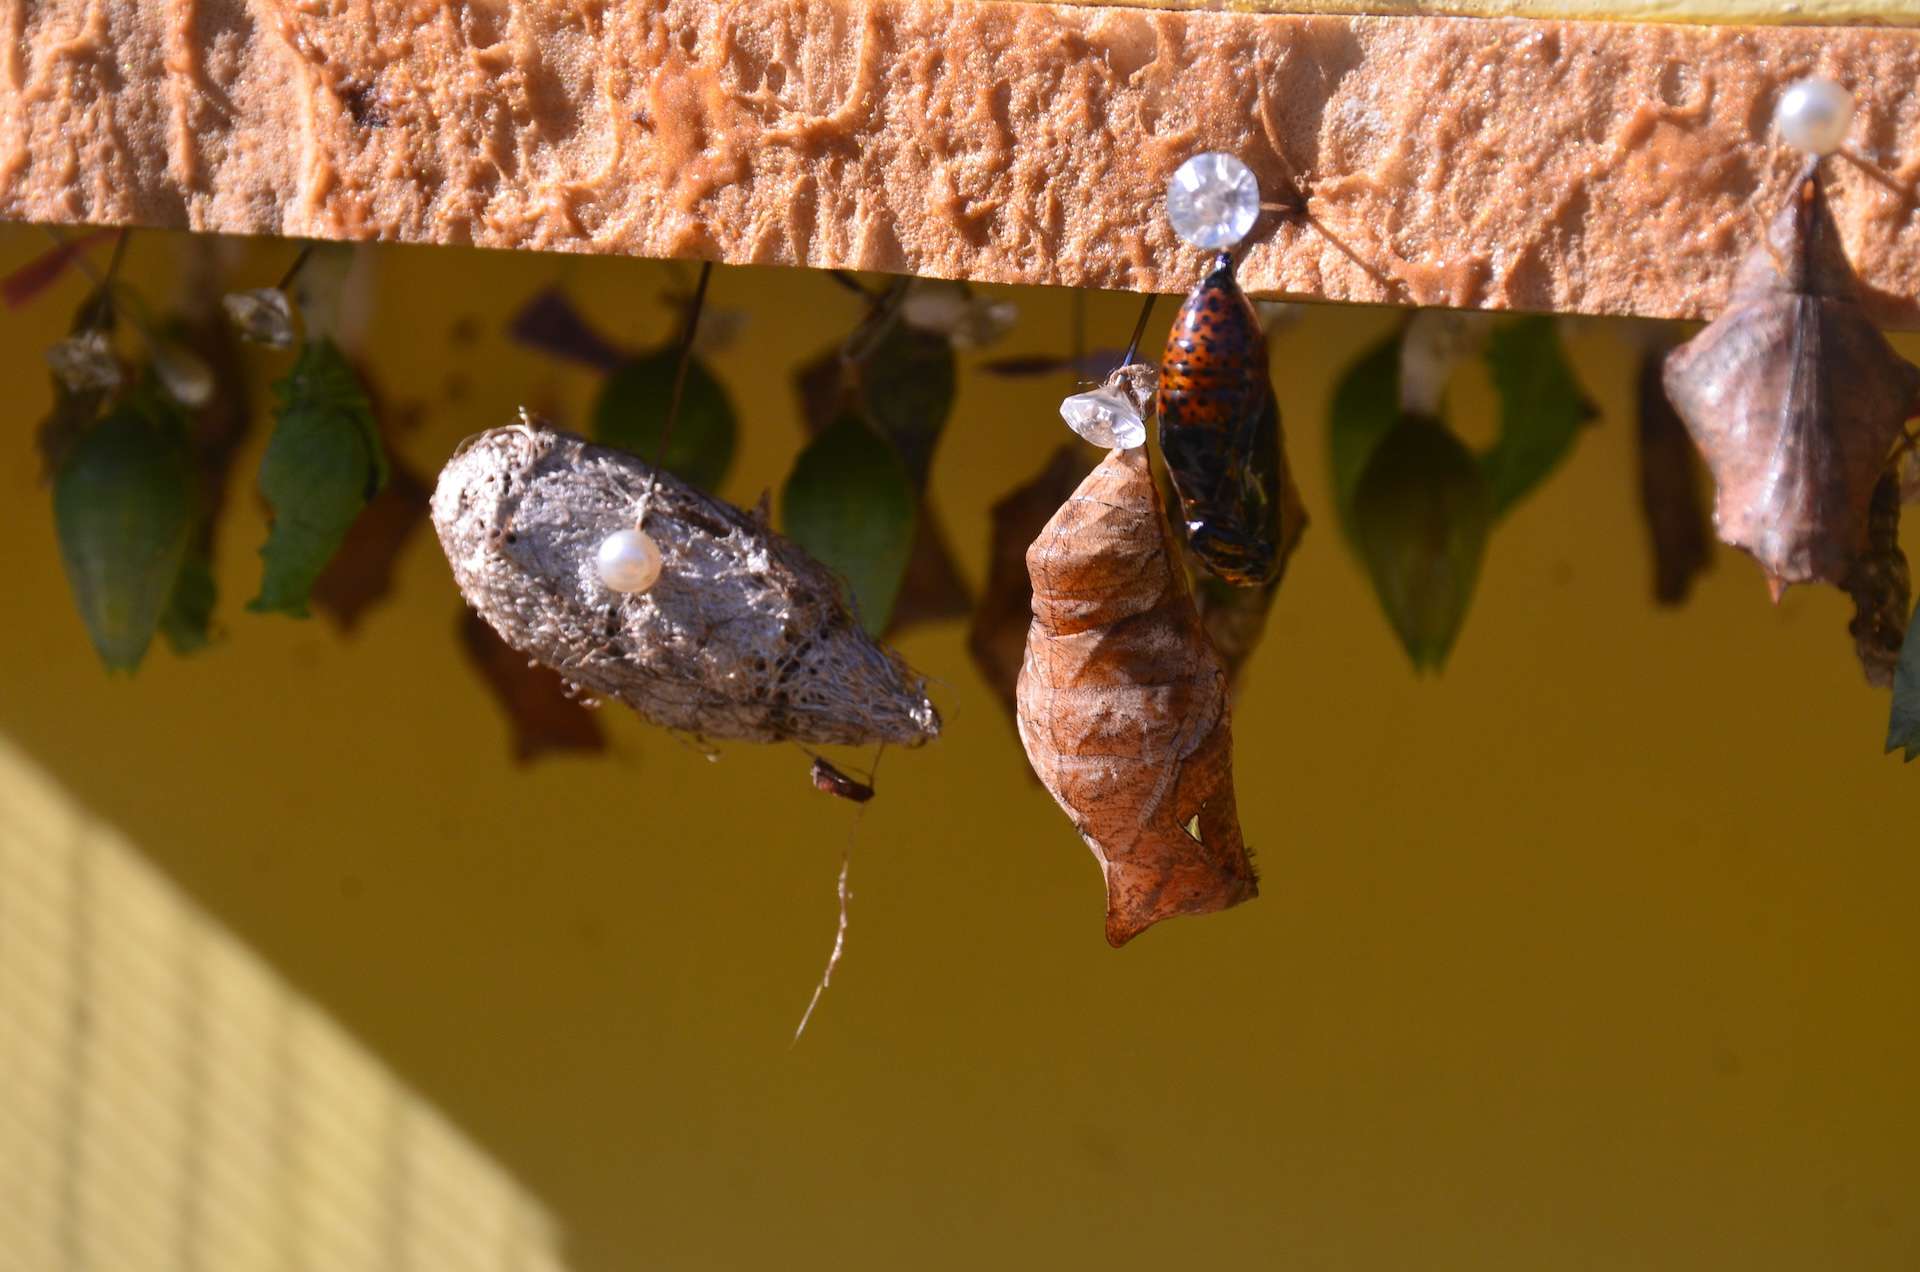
[1663, 161, 1920, 595]
[1842, 473, 1910, 688]
[968, 445, 1090, 721]
[507, 285, 629, 371]
[1194, 572, 1280, 691]
[1016, 446, 1257, 947]
[310, 458, 431, 632]
[458, 609, 607, 764]
[977, 349, 1129, 380]
[164, 240, 253, 549]
[792, 345, 851, 439]
[4, 228, 113, 309]
[148, 302, 257, 651]
[884, 502, 974, 638]
[1635, 349, 1713, 606]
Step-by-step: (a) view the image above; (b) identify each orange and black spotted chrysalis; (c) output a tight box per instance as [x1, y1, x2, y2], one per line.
[1157, 252, 1290, 588]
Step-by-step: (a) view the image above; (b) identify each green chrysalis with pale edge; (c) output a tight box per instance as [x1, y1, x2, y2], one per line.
[54, 390, 197, 672]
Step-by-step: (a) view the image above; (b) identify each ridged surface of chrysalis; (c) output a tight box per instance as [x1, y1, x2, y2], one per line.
[432, 422, 939, 747]
[1663, 160, 1920, 594]
[1016, 446, 1256, 947]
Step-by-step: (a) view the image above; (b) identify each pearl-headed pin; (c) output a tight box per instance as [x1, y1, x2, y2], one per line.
[1776, 75, 1855, 157]
[596, 526, 663, 594]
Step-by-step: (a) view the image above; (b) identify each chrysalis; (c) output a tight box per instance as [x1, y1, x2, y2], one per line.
[432, 421, 939, 747]
[1188, 452, 1309, 690]
[1663, 160, 1920, 596]
[1016, 446, 1256, 947]
[1157, 252, 1294, 588]
[1843, 473, 1910, 688]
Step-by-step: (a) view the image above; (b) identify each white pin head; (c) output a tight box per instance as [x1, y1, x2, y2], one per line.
[596, 527, 663, 594]
[1776, 76, 1854, 157]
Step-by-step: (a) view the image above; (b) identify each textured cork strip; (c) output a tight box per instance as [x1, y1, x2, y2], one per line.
[1053, 0, 1920, 22]
[4, 0, 1920, 323]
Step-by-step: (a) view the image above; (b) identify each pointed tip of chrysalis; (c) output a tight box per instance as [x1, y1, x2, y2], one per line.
[1766, 574, 1790, 605]
[1100, 844, 1259, 948]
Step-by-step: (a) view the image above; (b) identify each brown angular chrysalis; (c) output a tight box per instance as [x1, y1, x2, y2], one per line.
[1663, 159, 1920, 597]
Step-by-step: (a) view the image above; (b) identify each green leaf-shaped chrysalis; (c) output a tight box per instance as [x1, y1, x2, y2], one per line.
[249, 339, 385, 618]
[1481, 317, 1597, 519]
[592, 346, 737, 492]
[1887, 600, 1920, 762]
[1351, 414, 1494, 672]
[781, 413, 919, 637]
[53, 390, 197, 672]
[1328, 333, 1403, 537]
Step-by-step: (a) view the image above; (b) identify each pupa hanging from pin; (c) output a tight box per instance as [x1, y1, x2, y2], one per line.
[432, 419, 939, 747]
[1017, 439, 1257, 947]
[1158, 153, 1300, 588]
[1842, 473, 1910, 688]
[1663, 84, 1920, 597]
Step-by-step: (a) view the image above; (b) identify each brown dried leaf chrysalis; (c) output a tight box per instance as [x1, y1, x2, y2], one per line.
[1016, 447, 1256, 947]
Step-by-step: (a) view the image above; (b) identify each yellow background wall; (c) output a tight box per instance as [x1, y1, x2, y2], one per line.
[1, 223, 1916, 1271]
